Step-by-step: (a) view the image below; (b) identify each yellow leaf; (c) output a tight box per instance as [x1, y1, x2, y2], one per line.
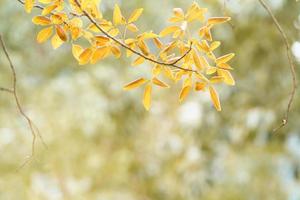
[206, 67, 217, 75]
[90, 46, 110, 64]
[123, 78, 148, 91]
[42, 4, 58, 15]
[143, 83, 152, 111]
[32, 16, 51, 26]
[199, 26, 212, 41]
[152, 77, 169, 88]
[137, 40, 150, 56]
[70, 27, 81, 40]
[138, 31, 159, 39]
[209, 86, 221, 111]
[132, 56, 145, 66]
[195, 72, 209, 82]
[108, 28, 120, 37]
[193, 50, 203, 70]
[37, 26, 53, 43]
[210, 41, 221, 51]
[159, 26, 181, 37]
[79, 48, 93, 65]
[127, 24, 139, 32]
[186, 3, 207, 22]
[111, 46, 121, 58]
[218, 63, 233, 70]
[153, 38, 163, 49]
[179, 85, 191, 103]
[152, 65, 162, 76]
[216, 53, 235, 65]
[113, 4, 125, 25]
[50, 13, 67, 24]
[94, 35, 110, 46]
[208, 17, 231, 25]
[51, 34, 64, 49]
[163, 67, 175, 81]
[39, 0, 52, 3]
[25, 0, 34, 13]
[218, 69, 235, 85]
[128, 8, 143, 23]
[199, 56, 209, 68]
[210, 76, 224, 84]
[72, 44, 84, 61]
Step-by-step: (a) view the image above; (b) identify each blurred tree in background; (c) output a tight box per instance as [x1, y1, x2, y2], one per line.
[0, 0, 299, 199]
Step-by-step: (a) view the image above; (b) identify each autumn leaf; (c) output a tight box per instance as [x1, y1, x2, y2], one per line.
[79, 48, 93, 65]
[90, 46, 111, 64]
[195, 82, 206, 91]
[51, 34, 64, 49]
[32, 16, 52, 26]
[56, 26, 67, 41]
[216, 53, 235, 65]
[42, 4, 58, 16]
[208, 17, 231, 25]
[160, 26, 181, 37]
[72, 44, 84, 61]
[209, 86, 221, 111]
[152, 77, 169, 88]
[143, 83, 152, 111]
[132, 57, 145, 66]
[128, 8, 144, 23]
[123, 78, 148, 91]
[179, 85, 191, 103]
[37, 26, 53, 43]
[25, 0, 34, 13]
[218, 69, 235, 86]
[113, 4, 126, 25]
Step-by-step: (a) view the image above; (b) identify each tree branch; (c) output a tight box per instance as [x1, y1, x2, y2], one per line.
[73, 0, 195, 72]
[258, 0, 298, 132]
[17, 0, 195, 72]
[0, 34, 47, 168]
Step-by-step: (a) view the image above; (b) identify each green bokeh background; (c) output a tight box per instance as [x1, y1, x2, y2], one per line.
[0, 0, 300, 199]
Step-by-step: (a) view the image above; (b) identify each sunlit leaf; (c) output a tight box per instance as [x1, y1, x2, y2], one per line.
[32, 16, 52, 26]
[216, 53, 235, 65]
[152, 77, 169, 88]
[209, 86, 221, 111]
[113, 4, 126, 25]
[25, 0, 34, 13]
[128, 8, 143, 23]
[123, 78, 148, 90]
[179, 85, 191, 103]
[143, 83, 152, 111]
[37, 26, 53, 43]
[51, 34, 64, 49]
[208, 17, 231, 25]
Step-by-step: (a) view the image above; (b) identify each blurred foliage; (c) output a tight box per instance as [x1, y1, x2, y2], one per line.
[0, 0, 300, 199]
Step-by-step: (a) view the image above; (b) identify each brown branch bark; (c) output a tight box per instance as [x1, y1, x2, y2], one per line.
[0, 34, 47, 168]
[258, 0, 298, 132]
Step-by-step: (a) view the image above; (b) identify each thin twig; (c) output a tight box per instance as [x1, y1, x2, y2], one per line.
[0, 87, 14, 93]
[258, 0, 297, 132]
[73, 0, 195, 72]
[0, 34, 47, 168]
